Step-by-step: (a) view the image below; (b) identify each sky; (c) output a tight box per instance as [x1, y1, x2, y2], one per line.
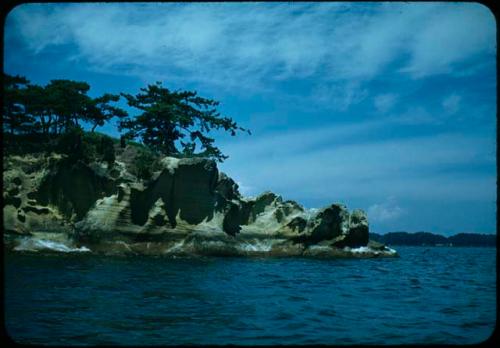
[3, 2, 497, 235]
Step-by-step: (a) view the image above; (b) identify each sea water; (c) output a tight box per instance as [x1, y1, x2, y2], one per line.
[4, 246, 496, 345]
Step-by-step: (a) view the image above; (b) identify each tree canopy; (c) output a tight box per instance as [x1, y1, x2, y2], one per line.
[120, 82, 249, 161]
[3, 74, 249, 162]
[86, 93, 128, 132]
[2, 74, 127, 136]
[3, 74, 31, 134]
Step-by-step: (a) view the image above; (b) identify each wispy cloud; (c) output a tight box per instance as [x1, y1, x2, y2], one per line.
[218, 120, 496, 205]
[236, 181, 254, 197]
[442, 94, 462, 115]
[400, 3, 496, 78]
[4, 2, 496, 234]
[6, 2, 495, 94]
[310, 81, 369, 111]
[374, 93, 398, 113]
[368, 197, 405, 222]
[390, 106, 438, 125]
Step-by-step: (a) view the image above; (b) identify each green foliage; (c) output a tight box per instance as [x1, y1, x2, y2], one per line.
[56, 125, 94, 163]
[119, 82, 249, 162]
[127, 140, 148, 149]
[44, 79, 91, 133]
[53, 127, 116, 165]
[86, 93, 128, 132]
[23, 84, 50, 134]
[3, 74, 249, 164]
[3, 74, 128, 137]
[3, 73, 32, 135]
[3, 133, 51, 155]
[133, 147, 161, 180]
[100, 135, 116, 166]
[80, 132, 116, 165]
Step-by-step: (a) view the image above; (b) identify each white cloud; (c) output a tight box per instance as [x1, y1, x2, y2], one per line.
[386, 95, 462, 126]
[391, 106, 438, 125]
[6, 2, 495, 93]
[368, 197, 405, 222]
[311, 81, 369, 111]
[374, 93, 398, 113]
[218, 121, 496, 205]
[401, 3, 496, 78]
[442, 94, 462, 115]
[3, 3, 496, 234]
[235, 181, 254, 197]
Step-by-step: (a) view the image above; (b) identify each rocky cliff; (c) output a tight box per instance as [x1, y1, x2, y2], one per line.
[3, 148, 397, 257]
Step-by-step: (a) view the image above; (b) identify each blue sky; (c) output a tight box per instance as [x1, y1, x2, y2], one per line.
[4, 2, 496, 235]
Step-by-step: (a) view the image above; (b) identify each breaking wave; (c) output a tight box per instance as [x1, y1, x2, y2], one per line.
[13, 237, 91, 253]
[344, 246, 398, 256]
[8, 235, 397, 258]
[236, 240, 274, 252]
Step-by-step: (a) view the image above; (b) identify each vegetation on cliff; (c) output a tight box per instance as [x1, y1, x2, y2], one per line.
[3, 73, 248, 163]
[119, 82, 250, 161]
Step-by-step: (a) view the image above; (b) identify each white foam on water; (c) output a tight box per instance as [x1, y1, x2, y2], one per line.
[344, 246, 398, 256]
[165, 240, 186, 254]
[14, 237, 91, 253]
[346, 246, 373, 254]
[384, 247, 398, 255]
[307, 245, 332, 251]
[237, 239, 274, 252]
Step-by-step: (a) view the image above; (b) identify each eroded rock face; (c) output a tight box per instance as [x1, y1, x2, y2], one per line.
[3, 155, 71, 235]
[126, 158, 218, 228]
[35, 159, 117, 221]
[171, 158, 218, 225]
[3, 153, 393, 257]
[215, 172, 240, 201]
[299, 204, 350, 244]
[345, 209, 370, 247]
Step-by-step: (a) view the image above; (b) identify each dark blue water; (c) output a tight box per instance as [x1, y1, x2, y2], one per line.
[4, 246, 496, 345]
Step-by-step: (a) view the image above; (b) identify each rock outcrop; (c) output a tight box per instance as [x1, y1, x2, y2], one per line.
[3, 149, 397, 257]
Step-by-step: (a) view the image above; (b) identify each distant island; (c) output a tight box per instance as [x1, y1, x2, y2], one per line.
[370, 231, 496, 247]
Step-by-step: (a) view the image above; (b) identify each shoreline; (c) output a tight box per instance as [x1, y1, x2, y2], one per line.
[5, 232, 399, 258]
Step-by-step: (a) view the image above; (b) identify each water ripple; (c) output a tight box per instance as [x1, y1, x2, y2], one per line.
[4, 246, 496, 345]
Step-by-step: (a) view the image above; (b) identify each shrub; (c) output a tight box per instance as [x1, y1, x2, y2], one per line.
[57, 126, 96, 163]
[133, 148, 160, 180]
[100, 136, 115, 166]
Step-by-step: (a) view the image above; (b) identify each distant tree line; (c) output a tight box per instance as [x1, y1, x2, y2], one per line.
[369, 231, 496, 247]
[3, 73, 249, 162]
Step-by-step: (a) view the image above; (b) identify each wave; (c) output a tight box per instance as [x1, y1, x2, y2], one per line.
[8, 235, 397, 258]
[13, 237, 91, 253]
[344, 246, 398, 256]
[236, 240, 274, 252]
